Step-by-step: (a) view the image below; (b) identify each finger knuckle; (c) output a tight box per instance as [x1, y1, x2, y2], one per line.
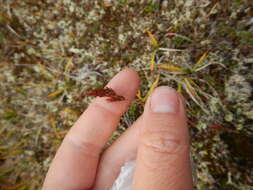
[142, 130, 182, 155]
[140, 130, 188, 170]
[64, 134, 101, 158]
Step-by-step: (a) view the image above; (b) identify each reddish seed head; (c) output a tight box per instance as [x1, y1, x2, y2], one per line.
[167, 33, 176, 39]
[210, 124, 223, 130]
[86, 87, 126, 102]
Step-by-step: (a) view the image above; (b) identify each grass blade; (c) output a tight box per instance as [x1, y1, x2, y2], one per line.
[136, 90, 145, 102]
[147, 30, 159, 47]
[143, 75, 160, 102]
[47, 89, 63, 98]
[150, 50, 157, 71]
[158, 64, 183, 72]
[193, 51, 208, 71]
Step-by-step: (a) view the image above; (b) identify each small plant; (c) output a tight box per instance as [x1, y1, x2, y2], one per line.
[86, 87, 126, 102]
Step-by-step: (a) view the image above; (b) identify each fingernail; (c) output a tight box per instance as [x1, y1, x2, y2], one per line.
[150, 87, 179, 113]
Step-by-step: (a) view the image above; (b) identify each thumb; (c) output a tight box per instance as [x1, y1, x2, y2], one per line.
[133, 86, 193, 190]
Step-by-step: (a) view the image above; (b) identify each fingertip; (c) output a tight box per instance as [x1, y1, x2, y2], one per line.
[144, 86, 187, 124]
[140, 87, 189, 157]
[149, 86, 180, 113]
[123, 67, 141, 83]
[93, 68, 140, 115]
[107, 68, 140, 98]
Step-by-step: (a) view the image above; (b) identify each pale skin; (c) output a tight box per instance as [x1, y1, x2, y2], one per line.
[43, 68, 193, 190]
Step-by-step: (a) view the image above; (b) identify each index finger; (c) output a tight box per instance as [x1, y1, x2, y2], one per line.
[43, 68, 140, 190]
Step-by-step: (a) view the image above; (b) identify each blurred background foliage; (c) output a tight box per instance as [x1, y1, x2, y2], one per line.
[0, 0, 252, 189]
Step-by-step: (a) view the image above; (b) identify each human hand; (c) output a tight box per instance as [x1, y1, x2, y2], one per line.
[42, 68, 193, 190]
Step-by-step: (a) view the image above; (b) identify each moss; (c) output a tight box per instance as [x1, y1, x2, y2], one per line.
[64, 79, 76, 90]
[2, 110, 17, 120]
[217, 24, 237, 38]
[0, 0, 253, 189]
[171, 35, 189, 47]
[0, 31, 4, 43]
[88, 22, 101, 34]
[143, 3, 158, 14]
[236, 30, 253, 45]
[116, 0, 126, 5]
[94, 81, 104, 88]
[126, 101, 142, 122]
